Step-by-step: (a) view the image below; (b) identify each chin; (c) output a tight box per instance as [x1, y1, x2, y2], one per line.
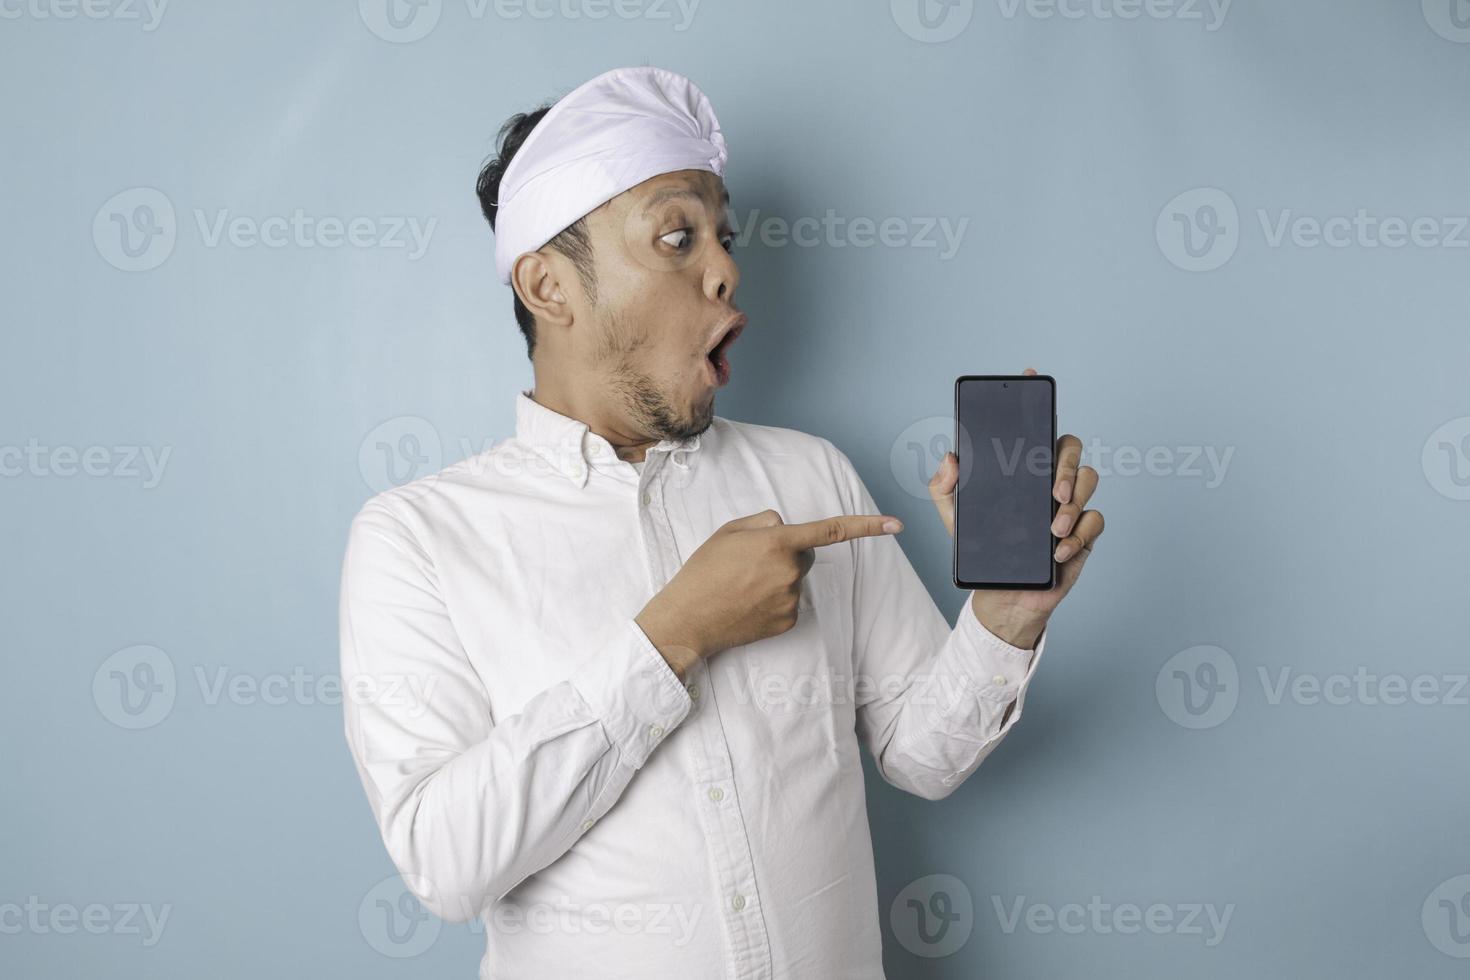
[680, 397, 715, 438]
[667, 388, 715, 439]
[612, 364, 715, 442]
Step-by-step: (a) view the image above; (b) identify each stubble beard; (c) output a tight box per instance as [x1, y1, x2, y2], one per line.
[597, 309, 715, 444]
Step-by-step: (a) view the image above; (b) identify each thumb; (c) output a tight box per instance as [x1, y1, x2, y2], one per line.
[725, 508, 784, 531]
[928, 452, 958, 537]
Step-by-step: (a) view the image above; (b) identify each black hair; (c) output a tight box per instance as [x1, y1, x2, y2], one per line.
[475, 105, 598, 361]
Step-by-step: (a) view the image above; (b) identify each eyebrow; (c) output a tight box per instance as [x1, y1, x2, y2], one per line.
[640, 184, 731, 215]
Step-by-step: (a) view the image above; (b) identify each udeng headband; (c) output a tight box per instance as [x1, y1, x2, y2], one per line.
[492, 66, 728, 285]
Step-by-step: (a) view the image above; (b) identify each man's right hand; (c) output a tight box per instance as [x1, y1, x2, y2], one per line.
[634, 509, 903, 679]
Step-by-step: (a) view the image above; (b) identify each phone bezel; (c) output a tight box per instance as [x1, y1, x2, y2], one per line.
[952, 374, 1058, 591]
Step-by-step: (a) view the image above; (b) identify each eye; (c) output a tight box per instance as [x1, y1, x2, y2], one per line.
[659, 229, 692, 250]
[719, 232, 735, 253]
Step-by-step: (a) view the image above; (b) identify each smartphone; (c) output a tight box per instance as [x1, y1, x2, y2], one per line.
[953, 375, 1058, 590]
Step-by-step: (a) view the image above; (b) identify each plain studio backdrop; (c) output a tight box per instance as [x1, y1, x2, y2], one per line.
[3, 0, 1468, 976]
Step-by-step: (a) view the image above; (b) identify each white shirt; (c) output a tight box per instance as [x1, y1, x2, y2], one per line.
[339, 390, 1047, 979]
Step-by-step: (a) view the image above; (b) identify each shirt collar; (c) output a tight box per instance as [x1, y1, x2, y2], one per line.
[513, 389, 704, 487]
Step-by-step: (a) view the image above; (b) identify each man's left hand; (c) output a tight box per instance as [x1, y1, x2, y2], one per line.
[927, 366, 1104, 649]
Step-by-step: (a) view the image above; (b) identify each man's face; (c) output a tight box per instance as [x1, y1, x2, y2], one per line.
[563, 169, 744, 443]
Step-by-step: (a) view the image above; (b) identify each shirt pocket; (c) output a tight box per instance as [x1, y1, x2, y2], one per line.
[739, 559, 851, 718]
[798, 558, 841, 612]
[727, 557, 861, 785]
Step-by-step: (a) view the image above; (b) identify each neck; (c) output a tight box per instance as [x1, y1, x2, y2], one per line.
[529, 373, 660, 464]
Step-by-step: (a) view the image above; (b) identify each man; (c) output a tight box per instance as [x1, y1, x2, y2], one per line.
[339, 66, 1103, 979]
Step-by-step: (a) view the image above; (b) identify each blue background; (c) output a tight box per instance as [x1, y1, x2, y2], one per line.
[3, 0, 1468, 976]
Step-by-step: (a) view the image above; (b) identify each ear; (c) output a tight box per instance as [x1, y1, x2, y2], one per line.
[511, 250, 573, 328]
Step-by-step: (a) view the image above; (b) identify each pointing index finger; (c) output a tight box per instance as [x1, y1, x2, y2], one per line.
[778, 514, 903, 550]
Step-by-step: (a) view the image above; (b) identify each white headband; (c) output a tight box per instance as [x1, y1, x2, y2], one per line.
[492, 66, 728, 285]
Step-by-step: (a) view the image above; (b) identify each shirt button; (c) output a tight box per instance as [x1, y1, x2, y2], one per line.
[708, 787, 724, 803]
[649, 724, 664, 740]
[641, 491, 651, 506]
[687, 683, 700, 700]
[731, 894, 746, 911]
[581, 819, 594, 832]
[991, 674, 1008, 687]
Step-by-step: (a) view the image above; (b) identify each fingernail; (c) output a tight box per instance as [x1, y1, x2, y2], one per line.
[883, 519, 903, 533]
[1051, 513, 1071, 537]
[1055, 542, 1075, 561]
[1056, 480, 1072, 503]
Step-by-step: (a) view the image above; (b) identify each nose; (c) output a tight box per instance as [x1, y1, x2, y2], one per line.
[702, 239, 740, 304]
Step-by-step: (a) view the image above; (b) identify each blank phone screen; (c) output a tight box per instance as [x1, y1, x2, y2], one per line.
[955, 377, 1055, 587]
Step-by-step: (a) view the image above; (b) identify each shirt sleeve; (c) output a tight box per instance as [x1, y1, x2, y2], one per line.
[829, 443, 1048, 801]
[338, 499, 692, 922]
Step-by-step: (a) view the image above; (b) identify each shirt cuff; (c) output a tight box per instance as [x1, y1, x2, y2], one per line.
[953, 596, 1047, 711]
[572, 618, 693, 771]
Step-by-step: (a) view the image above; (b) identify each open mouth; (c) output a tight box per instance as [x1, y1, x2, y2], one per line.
[704, 315, 745, 388]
